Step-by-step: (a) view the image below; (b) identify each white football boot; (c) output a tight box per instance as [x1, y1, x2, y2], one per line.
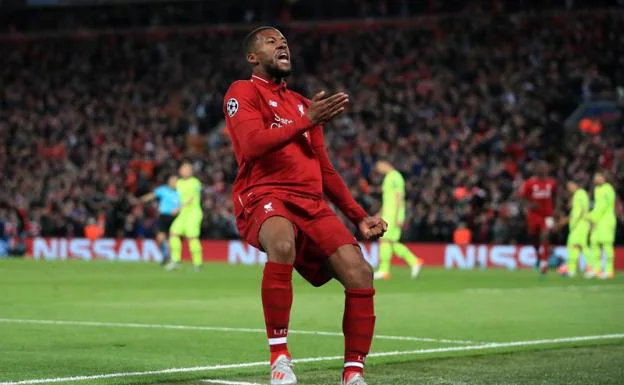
[271, 354, 297, 385]
[164, 261, 181, 271]
[342, 372, 368, 385]
[411, 259, 424, 279]
[373, 271, 390, 280]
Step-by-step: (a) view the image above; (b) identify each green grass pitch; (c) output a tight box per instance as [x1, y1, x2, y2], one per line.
[0, 259, 623, 385]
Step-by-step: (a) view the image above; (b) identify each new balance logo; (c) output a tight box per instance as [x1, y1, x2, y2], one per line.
[269, 100, 278, 107]
[264, 202, 274, 213]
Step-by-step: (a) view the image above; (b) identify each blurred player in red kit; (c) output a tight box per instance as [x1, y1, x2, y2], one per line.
[223, 26, 387, 385]
[520, 161, 557, 275]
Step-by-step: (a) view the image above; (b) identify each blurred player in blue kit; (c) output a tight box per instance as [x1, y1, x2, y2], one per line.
[137, 174, 180, 265]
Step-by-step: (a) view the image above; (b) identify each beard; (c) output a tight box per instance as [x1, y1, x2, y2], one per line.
[265, 62, 292, 79]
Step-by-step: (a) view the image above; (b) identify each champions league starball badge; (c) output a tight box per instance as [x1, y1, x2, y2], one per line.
[226, 98, 239, 117]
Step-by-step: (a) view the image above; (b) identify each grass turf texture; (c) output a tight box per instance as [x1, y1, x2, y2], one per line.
[0, 259, 622, 385]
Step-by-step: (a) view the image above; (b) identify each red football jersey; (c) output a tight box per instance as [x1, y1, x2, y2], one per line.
[223, 74, 367, 225]
[520, 177, 557, 217]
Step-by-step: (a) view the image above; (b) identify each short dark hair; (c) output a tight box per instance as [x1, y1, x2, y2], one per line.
[376, 153, 391, 163]
[243, 26, 276, 54]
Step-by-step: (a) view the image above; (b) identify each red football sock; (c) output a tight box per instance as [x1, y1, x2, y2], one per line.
[540, 239, 550, 273]
[262, 261, 293, 364]
[343, 288, 376, 380]
[542, 240, 550, 262]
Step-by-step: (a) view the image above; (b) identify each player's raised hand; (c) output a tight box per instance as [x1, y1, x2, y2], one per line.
[307, 90, 349, 125]
[358, 216, 388, 240]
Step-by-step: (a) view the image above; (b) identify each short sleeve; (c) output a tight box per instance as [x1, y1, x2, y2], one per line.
[397, 174, 405, 191]
[154, 186, 164, 199]
[394, 174, 403, 190]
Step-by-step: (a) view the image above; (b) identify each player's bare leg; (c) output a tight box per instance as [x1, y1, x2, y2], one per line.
[259, 216, 297, 385]
[329, 245, 375, 385]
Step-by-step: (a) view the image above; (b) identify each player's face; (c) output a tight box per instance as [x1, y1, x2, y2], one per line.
[168, 176, 177, 188]
[179, 164, 192, 179]
[566, 182, 576, 193]
[536, 163, 548, 177]
[250, 29, 291, 78]
[594, 174, 605, 185]
[374, 160, 390, 174]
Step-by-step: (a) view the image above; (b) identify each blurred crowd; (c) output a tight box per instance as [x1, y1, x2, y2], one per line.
[1, 10, 623, 245]
[5, 0, 615, 34]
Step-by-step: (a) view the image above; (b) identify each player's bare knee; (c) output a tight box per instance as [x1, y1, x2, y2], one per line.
[259, 216, 296, 264]
[332, 246, 373, 289]
[268, 239, 296, 264]
[345, 261, 373, 289]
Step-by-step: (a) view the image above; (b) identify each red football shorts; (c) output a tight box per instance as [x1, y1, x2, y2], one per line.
[526, 212, 555, 237]
[237, 194, 359, 287]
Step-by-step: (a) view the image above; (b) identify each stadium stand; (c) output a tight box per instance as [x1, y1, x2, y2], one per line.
[0, 7, 622, 244]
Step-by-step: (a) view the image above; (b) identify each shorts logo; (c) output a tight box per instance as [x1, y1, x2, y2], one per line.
[264, 202, 274, 213]
[226, 98, 239, 117]
[269, 100, 278, 107]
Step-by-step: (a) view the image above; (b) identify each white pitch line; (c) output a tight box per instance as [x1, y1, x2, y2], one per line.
[1, 333, 622, 385]
[464, 283, 624, 294]
[202, 380, 262, 385]
[0, 318, 477, 345]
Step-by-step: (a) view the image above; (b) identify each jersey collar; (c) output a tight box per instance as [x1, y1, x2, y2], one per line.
[251, 74, 287, 92]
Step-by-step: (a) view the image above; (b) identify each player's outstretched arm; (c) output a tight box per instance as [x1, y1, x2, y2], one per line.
[224, 83, 348, 160]
[129, 192, 155, 205]
[139, 192, 156, 203]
